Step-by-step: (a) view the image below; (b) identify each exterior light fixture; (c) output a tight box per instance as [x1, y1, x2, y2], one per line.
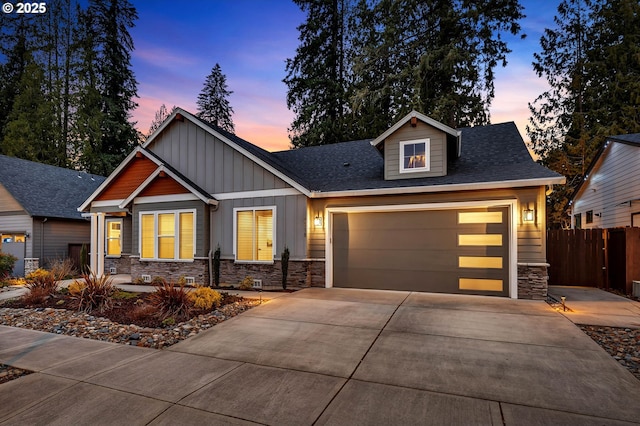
[523, 208, 535, 222]
[313, 215, 323, 228]
[561, 296, 566, 312]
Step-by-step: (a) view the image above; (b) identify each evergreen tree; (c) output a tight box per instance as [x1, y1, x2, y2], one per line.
[284, 0, 353, 147]
[147, 104, 176, 136]
[528, 0, 640, 228]
[0, 16, 34, 147]
[1, 58, 58, 163]
[351, 0, 524, 133]
[196, 64, 235, 133]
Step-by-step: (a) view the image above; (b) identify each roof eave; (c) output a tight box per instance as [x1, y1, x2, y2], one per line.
[308, 176, 566, 198]
[371, 110, 461, 148]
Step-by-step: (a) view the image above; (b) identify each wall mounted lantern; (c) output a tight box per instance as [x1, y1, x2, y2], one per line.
[313, 215, 323, 228]
[523, 207, 535, 222]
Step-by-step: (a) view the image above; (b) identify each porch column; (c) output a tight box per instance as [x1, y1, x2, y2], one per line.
[96, 212, 105, 276]
[90, 213, 98, 274]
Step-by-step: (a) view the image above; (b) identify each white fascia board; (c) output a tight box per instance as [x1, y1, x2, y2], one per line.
[309, 176, 566, 198]
[78, 146, 164, 212]
[145, 108, 311, 197]
[134, 193, 200, 204]
[90, 199, 126, 208]
[371, 110, 461, 147]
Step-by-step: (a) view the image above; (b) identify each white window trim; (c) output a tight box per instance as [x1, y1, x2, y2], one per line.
[399, 139, 430, 173]
[105, 218, 123, 258]
[233, 206, 276, 264]
[138, 209, 196, 262]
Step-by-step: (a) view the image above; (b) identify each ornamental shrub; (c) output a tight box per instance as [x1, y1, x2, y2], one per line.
[72, 273, 116, 313]
[148, 280, 192, 321]
[189, 286, 222, 310]
[0, 252, 17, 280]
[239, 276, 254, 290]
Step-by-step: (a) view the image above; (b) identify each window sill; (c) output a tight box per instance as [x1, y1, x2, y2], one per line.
[105, 255, 121, 259]
[234, 260, 274, 265]
[399, 167, 430, 174]
[139, 258, 195, 263]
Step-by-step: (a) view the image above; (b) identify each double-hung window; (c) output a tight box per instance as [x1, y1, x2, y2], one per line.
[400, 139, 430, 173]
[234, 207, 275, 262]
[106, 219, 122, 257]
[139, 210, 195, 261]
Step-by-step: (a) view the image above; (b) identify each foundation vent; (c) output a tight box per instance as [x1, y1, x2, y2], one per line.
[252, 279, 263, 289]
[109, 267, 117, 275]
[185, 277, 195, 285]
[141, 274, 152, 283]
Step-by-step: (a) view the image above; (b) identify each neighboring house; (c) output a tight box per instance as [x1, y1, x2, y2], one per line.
[80, 108, 564, 299]
[0, 155, 105, 276]
[570, 133, 640, 229]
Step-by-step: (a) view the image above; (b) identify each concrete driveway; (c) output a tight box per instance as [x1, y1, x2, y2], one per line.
[2, 288, 640, 425]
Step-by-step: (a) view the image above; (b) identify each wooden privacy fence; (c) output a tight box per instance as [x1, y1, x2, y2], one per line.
[547, 227, 640, 294]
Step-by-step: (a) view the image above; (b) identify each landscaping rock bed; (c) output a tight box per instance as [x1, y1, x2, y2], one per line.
[0, 364, 32, 385]
[579, 325, 640, 381]
[0, 299, 260, 349]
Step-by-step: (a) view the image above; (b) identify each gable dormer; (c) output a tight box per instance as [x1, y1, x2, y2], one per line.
[371, 111, 461, 180]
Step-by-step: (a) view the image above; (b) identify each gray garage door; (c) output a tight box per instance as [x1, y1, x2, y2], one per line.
[332, 207, 510, 297]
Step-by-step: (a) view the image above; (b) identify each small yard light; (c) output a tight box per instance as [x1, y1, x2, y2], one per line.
[561, 296, 566, 312]
[313, 215, 323, 228]
[523, 207, 535, 222]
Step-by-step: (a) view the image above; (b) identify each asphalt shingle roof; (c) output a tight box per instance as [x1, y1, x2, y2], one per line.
[272, 121, 563, 193]
[609, 133, 640, 145]
[0, 155, 105, 220]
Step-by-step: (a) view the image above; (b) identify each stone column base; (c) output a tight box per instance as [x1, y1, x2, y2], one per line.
[517, 263, 549, 300]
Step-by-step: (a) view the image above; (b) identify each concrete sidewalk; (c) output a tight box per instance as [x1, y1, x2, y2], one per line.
[2, 288, 640, 425]
[548, 285, 640, 328]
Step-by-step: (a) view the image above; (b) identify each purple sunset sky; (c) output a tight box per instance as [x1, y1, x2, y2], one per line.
[129, 1, 558, 152]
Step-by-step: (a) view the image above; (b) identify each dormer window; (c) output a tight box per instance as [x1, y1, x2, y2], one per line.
[400, 139, 430, 173]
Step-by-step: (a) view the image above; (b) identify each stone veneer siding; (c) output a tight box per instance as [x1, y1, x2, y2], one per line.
[130, 257, 209, 285]
[517, 263, 549, 300]
[219, 259, 325, 289]
[105, 255, 132, 275]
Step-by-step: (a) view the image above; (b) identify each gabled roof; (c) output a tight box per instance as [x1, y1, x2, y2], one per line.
[274, 122, 564, 196]
[144, 108, 312, 194]
[570, 133, 640, 203]
[0, 155, 105, 220]
[79, 146, 217, 211]
[371, 110, 461, 148]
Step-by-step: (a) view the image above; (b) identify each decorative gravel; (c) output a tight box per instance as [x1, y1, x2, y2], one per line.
[0, 364, 32, 385]
[579, 325, 640, 381]
[0, 299, 260, 349]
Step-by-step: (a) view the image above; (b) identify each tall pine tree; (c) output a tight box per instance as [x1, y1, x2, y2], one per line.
[284, 0, 353, 147]
[528, 0, 640, 228]
[73, 0, 138, 175]
[196, 63, 235, 133]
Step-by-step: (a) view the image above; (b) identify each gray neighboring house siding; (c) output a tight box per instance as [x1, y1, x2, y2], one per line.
[0, 155, 105, 275]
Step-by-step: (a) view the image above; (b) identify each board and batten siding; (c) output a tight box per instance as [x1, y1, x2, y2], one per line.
[147, 120, 293, 194]
[573, 142, 640, 229]
[131, 200, 210, 258]
[31, 219, 91, 264]
[0, 214, 33, 257]
[384, 121, 447, 180]
[308, 186, 546, 263]
[212, 194, 307, 260]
